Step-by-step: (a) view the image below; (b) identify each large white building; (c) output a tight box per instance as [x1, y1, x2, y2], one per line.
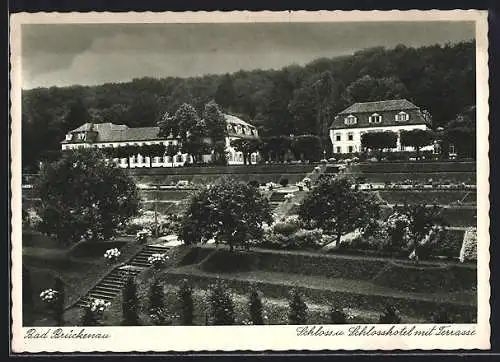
[329, 99, 435, 154]
[61, 114, 260, 167]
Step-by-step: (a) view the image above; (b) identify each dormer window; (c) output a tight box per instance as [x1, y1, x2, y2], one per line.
[344, 115, 357, 125]
[65, 134, 72, 141]
[244, 127, 252, 136]
[395, 111, 409, 122]
[227, 124, 233, 133]
[369, 113, 382, 124]
[236, 125, 243, 134]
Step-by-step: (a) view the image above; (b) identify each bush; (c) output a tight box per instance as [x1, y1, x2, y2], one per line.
[148, 278, 164, 311]
[330, 307, 348, 324]
[272, 222, 300, 236]
[53, 277, 65, 326]
[279, 178, 289, 187]
[248, 180, 260, 188]
[81, 306, 99, 326]
[248, 287, 264, 325]
[208, 281, 235, 325]
[288, 288, 308, 324]
[287, 229, 323, 249]
[378, 305, 402, 324]
[432, 308, 453, 323]
[122, 276, 140, 326]
[178, 279, 194, 325]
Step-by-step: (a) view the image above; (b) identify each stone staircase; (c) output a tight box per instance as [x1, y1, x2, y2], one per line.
[75, 244, 170, 308]
[76, 266, 142, 308]
[128, 244, 171, 268]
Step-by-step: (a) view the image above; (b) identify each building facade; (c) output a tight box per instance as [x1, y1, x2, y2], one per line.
[61, 114, 260, 167]
[329, 99, 434, 154]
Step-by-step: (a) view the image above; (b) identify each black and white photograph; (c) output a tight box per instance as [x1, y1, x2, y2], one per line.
[10, 11, 490, 352]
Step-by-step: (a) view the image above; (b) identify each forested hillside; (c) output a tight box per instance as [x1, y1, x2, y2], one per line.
[22, 41, 475, 170]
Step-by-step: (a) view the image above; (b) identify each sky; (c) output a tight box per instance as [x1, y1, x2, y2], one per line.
[21, 21, 475, 89]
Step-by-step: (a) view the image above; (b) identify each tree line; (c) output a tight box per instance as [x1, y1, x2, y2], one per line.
[22, 41, 475, 170]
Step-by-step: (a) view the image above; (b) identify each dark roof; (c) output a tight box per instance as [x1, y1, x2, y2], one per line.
[63, 114, 259, 144]
[330, 99, 429, 130]
[338, 99, 418, 115]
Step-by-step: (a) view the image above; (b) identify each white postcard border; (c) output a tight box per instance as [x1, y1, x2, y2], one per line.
[10, 10, 490, 352]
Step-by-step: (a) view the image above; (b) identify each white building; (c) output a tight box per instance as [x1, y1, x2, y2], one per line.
[329, 99, 435, 154]
[61, 114, 260, 167]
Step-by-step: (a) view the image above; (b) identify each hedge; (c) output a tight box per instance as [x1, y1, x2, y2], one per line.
[139, 189, 191, 201]
[371, 261, 476, 293]
[380, 206, 476, 227]
[127, 164, 315, 176]
[345, 172, 476, 184]
[355, 162, 476, 174]
[378, 190, 477, 205]
[133, 173, 308, 186]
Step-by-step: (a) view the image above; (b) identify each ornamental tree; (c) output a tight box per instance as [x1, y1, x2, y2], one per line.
[208, 281, 235, 325]
[360, 131, 398, 159]
[178, 179, 273, 251]
[298, 176, 381, 244]
[288, 288, 308, 324]
[178, 279, 194, 325]
[35, 148, 140, 245]
[230, 138, 262, 165]
[400, 129, 435, 159]
[248, 287, 264, 325]
[290, 134, 323, 162]
[203, 100, 227, 161]
[122, 275, 140, 326]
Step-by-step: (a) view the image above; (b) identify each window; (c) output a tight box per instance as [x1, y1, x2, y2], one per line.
[449, 144, 456, 155]
[369, 113, 382, 123]
[227, 124, 233, 132]
[348, 146, 353, 153]
[348, 132, 353, 141]
[395, 112, 409, 122]
[336, 146, 341, 153]
[335, 133, 341, 141]
[344, 115, 357, 125]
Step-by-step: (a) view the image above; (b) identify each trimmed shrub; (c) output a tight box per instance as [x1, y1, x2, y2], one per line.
[279, 178, 289, 187]
[53, 277, 65, 326]
[288, 288, 308, 324]
[248, 180, 260, 188]
[122, 275, 140, 326]
[272, 222, 300, 236]
[432, 308, 454, 323]
[330, 307, 348, 324]
[378, 305, 402, 324]
[208, 281, 235, 325]
[81, 306, 99, 326]
[248, 287, 264, 325]
[178, 279, 194, 325]
[148, 278, 164, 311]
[287, 229, 323, 249]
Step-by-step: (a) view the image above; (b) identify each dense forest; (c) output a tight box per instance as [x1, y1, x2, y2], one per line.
[22, 41, 475, 170]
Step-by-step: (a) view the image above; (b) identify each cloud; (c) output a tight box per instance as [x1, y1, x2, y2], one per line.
[21, 22, 475, 89]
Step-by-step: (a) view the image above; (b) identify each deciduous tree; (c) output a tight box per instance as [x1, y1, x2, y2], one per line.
[35, 148, 140, 245]
[400, 129, 435, 159]
[178, 179, 273, 251]
[298, 176, 381, 244]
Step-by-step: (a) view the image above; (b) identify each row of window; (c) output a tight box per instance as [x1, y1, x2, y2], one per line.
[227, 123, 258, 137]
[335, 133, 354, 142]
[343, 112, 410, 125]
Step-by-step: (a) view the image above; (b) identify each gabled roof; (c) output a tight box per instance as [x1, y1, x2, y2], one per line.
[338, 99, 418, 115]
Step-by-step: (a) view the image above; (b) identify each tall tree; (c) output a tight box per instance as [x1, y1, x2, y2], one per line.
[35, 148, 140, 245]
[203, 100, 227, 162]
[342, 75, 409, 104]
[298, 176, 381, 244]
[442, 113, 476, 159]
[360, 131, 398, 159]
[290, 135, 323, 162]
[230, 138, 262, 165]
[178, 179, 273, 251]
[400, 129, 435, 159]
